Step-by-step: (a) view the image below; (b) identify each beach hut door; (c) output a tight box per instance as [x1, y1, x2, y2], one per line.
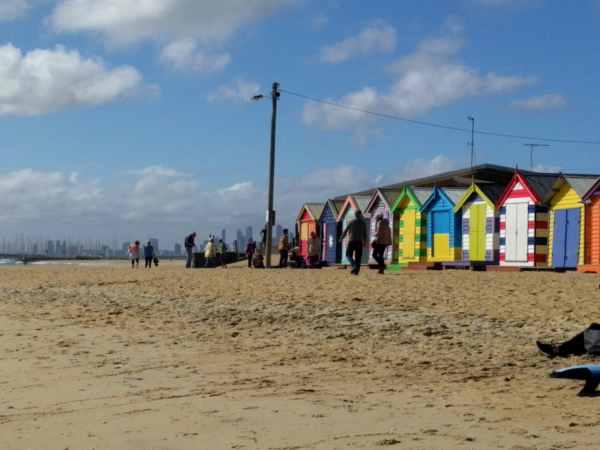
[403, 210, 415, 258]
[506, 203, 528, 262]
[469, 205, 486, 261]
[322, 223, 328, 261]
[553, 208, 580, 268]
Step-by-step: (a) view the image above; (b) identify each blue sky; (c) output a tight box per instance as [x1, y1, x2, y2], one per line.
[0, 0, 599, 249]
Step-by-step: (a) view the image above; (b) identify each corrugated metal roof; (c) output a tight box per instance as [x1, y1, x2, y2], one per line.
[333, 199, 345, 214]
[478, 184, 507, 204]
[441, 188, 468, 205]
[524, 175, 560, 200]
[354, 196, 373, 218]
[380, 189, 403, 209]
[564, 176, 600, 199]
[412, 188, 434, 205]
[305, 203, 325, 221]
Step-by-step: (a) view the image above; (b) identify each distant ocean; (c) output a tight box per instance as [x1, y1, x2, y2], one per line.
[0, 258, 113, 267]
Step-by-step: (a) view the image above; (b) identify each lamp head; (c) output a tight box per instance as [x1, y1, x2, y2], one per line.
[251, 95, 264, 101]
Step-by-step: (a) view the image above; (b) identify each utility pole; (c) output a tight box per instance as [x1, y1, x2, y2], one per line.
[525, 143, 550, 171]
[467, 116, 475, 175]
[266, 82, 280, 268]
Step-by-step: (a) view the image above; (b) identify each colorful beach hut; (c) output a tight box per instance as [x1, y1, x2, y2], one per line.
[453, 183, 507, 265]
[542, 175, 599, 268]
[365, 189, 403, 265]
[496, 172, 558, 267]
[419, 188, 467, 262]
[337, 195, 372, 266]
[296, 203, 325, 259]
[582, 178, 600, 268]
[318, 199, 345, 265]
[389, 187, 433, 267]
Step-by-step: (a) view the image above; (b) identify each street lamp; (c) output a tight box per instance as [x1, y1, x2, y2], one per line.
[252, 82, 280, 268]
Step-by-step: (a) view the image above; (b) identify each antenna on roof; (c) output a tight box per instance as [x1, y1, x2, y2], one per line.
[468, 116, 475, 176]
[524, 143, 550, 171]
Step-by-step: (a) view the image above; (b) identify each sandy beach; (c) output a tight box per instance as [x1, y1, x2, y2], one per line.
[1, 263, 600, 449]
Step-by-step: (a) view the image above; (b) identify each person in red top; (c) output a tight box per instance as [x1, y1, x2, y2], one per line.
[128, 240, 140, 269]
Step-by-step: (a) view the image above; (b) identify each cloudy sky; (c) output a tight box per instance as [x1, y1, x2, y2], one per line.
[1, 0, 599, 249]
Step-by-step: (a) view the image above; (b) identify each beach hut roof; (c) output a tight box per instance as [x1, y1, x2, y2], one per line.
[336, 195, 359, 221]
[541, 175, 600, 203]
[420, 187, 467, 212]
[354, 196, 373, 217]
[365, 189, 403, 214]
[582, 178, 600, 203]
[296, 203, 325, 222]
[453, 183, 508, 212]
[412, 188, 434, 205]
[390, 187, 433, 211]
[442, 188, 469, 205]
[497, 172, 560, 207]
[319, 199, 342, 222]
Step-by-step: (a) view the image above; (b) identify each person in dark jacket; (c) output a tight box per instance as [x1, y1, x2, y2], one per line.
[372, 213, 392, 274]
[340, 210, 368, 275]
[184, 232, 197, 268]
[143, 240, 156, 269]
[245, 239, 256, 269]
[537, 323, 600, 357]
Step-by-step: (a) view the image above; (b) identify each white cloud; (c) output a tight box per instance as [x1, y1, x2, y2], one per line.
[318, 23, 397, 64]
[0, 0, 39, 21]
[127, 166, 190, 177]
[507, 93, 567, 111]
[311, 14, 328, 28]
[158, 38, 231, 75]
[0, 156, 459, 245]
[532, 163, 562, 173]
[374, 155, 462, 186]
[0, 43, 153, 115]
[207, 79, 261, 103]
[50, 0, 300, 45]
[302, 23, 538, 142]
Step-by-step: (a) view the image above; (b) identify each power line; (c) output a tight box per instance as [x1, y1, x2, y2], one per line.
[279, 89, 600, 145]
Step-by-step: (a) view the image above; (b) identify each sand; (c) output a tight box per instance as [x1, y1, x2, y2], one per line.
[1, 262, 599, 449]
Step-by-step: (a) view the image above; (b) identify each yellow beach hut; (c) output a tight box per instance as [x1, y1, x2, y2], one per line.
[388, 187, 433, 268]
[542, 175, 599, 268]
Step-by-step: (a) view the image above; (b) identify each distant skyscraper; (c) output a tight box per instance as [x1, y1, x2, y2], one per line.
[55, 240, 61, 256]
[275, 224, 283, 243]
[246, 226, 253, 241]
[150, 238, 158, 252]
[237, 229, 244, 245]
[122, 242, 129, 252]
[174, 243, 181, 256]
[221, 229, 226, 244]
[32, 243, 38, 255]
[47, 240, 54, 255]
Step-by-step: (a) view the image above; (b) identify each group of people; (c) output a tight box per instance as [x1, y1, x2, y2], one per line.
[128, 240, 158, 269]
[183, 232, 228, 269]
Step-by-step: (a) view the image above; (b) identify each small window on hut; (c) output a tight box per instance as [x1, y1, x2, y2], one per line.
[379, 201, 385, 209]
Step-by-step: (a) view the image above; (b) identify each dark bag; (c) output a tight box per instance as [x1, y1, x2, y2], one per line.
[153, 257, 159, 267]
[584, 324, 600, 354]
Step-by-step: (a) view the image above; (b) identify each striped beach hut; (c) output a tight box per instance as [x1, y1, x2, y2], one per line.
[365, 189, 403, 265]
[389, 187, 433, 267]
[296, 203, 324, 260]
[542, 175, 599, 268]
[582, 178, 600, 268]
[337, 195, 372, 266]
[419, 188, 467, 262]
[496, 172, 558, 267]
[453, 183, 507, 264]
[318, 199, 345, 265]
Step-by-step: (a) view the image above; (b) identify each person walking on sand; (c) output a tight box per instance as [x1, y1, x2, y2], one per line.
[340, 210, 368, 275]
[279, 228, 290, 268]
[184, 232, 197, 268]
[128, 240, 141, 269]
[307, 231, 321, 268]
[143, 240, 156, 269]
[204, 238, 216, 268]
[372, 213, 392, 274]
[219, 239, 228, 269]
[245, 238, 256, 269]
